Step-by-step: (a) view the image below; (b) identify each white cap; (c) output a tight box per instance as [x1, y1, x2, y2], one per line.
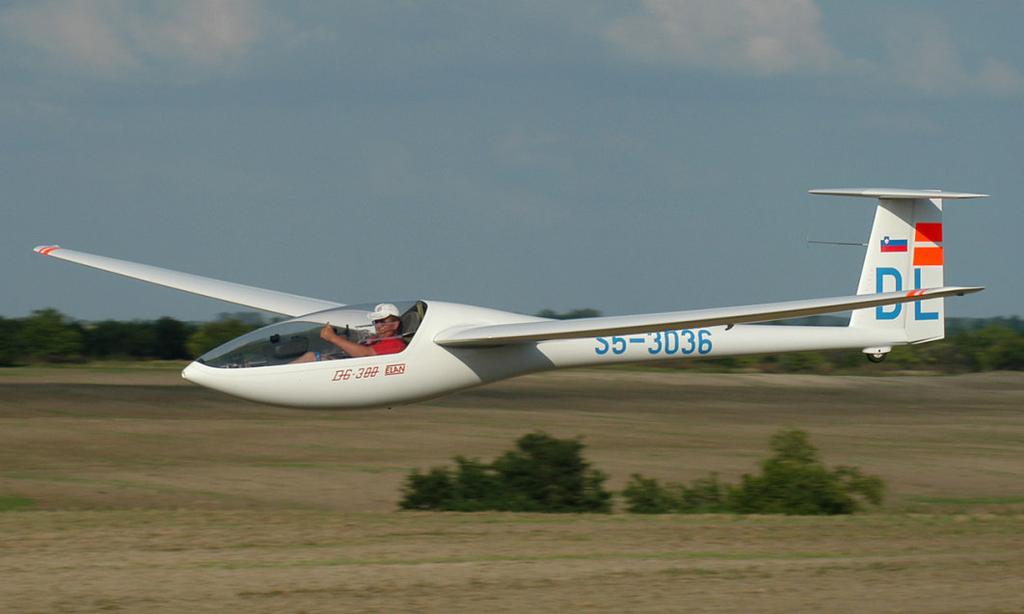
[368, 303, 401, 321]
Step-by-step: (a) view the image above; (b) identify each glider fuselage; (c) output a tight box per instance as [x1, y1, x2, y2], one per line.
[182, 300, 902, 408]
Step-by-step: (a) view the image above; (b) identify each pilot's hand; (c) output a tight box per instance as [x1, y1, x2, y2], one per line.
[320, 323, 339, 343]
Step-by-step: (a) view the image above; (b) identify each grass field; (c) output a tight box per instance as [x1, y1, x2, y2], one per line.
[1, 365, 1023, 612]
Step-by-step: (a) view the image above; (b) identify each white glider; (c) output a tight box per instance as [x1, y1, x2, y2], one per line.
[34, 188, 985, 408]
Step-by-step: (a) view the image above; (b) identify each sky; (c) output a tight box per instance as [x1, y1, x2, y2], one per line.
[3, 1, 1022, 322]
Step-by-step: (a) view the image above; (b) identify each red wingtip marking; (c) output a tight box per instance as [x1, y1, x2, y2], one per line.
[35, 246, 61, 256]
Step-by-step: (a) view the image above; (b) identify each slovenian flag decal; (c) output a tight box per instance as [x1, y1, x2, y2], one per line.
[880, 236, 908, 253]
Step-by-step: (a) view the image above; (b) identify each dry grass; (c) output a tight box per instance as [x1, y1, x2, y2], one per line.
[1, 365, 1023, 612]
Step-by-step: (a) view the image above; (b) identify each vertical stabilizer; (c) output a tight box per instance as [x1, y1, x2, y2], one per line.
[809, 188, 986, 349]
[851, 197, 944, 342]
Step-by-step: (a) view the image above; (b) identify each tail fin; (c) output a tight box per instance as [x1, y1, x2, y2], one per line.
[809, 188, 986, 348]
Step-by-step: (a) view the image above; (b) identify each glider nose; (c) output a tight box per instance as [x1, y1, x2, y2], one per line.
[181, 361, 206, 386]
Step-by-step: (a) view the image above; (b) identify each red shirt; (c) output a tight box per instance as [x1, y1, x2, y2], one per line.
[368, 337, 406, 355]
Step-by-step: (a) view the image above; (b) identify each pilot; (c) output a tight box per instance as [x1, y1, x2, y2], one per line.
[294, 303, 406, 363]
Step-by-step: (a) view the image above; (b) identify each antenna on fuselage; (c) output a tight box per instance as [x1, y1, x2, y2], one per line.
[806, 238, 868, 247]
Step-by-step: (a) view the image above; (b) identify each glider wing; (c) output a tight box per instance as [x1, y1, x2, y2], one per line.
[434, 286, 984, 347]
[33, 245, 342, 317]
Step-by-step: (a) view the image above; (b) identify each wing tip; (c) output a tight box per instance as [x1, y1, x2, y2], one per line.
[956, 286, 985, 295]
[33, 245, 61, 256]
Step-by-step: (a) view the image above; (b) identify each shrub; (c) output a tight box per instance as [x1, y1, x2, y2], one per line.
[679, 473, 730, 512]
[490, 432, 611, 512]
[399, 457, 507, 512]
[622, 430, 885, 515]
[19, 308, 82, 362]
[622, 473, 730, 513]
[728, 430, 884, 515]
[0, 317, 24, 366]
[399, 467, 457, 511]
[622, 474, 679, 513]
[400, 432, 611, 512]
[153, 317, 193, 359]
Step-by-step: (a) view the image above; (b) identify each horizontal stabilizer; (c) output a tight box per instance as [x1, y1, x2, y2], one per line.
[435, 286, 984, 348]
[809, 188, 988, 200]
[33, 245, 343, 317]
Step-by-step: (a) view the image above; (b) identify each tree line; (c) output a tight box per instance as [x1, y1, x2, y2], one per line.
[1, 307, 1022, 371]
[0, 309, 263, 366]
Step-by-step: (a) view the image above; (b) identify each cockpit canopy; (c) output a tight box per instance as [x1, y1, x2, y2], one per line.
[197, 300, 427, 368]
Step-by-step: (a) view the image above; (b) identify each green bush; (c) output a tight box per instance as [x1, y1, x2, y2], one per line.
[399, 457, 507, 512]
[622, 474, 680, 513]
[153, 316, 192, 359]
[400, 466, 457, 510]
[81, 317, 194, 360]
[400, 432, 611, 512]
[679, 473, 730, 512]
[0, 317, 24, 366]
[731, 430, 883, 514]
[19, 308, 83, 362]
[622, 430, 884, 515]
[622, 473, 730, 513]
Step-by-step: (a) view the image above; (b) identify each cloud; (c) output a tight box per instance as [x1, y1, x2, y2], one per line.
[142, 1, 263, 67]
[977, 59, 1024, 96]
[605, 1, 1024, 97]
[1, 1, 137, 72]
[881, 20, 1024, 97]
[607, 0, 838, 76]
[0, 0, 265, 76]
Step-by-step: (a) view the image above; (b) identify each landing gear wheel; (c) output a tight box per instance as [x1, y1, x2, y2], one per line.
[866, 352, 888, 363]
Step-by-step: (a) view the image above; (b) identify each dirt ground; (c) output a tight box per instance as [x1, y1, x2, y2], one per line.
[1, 365, 1022, 612]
